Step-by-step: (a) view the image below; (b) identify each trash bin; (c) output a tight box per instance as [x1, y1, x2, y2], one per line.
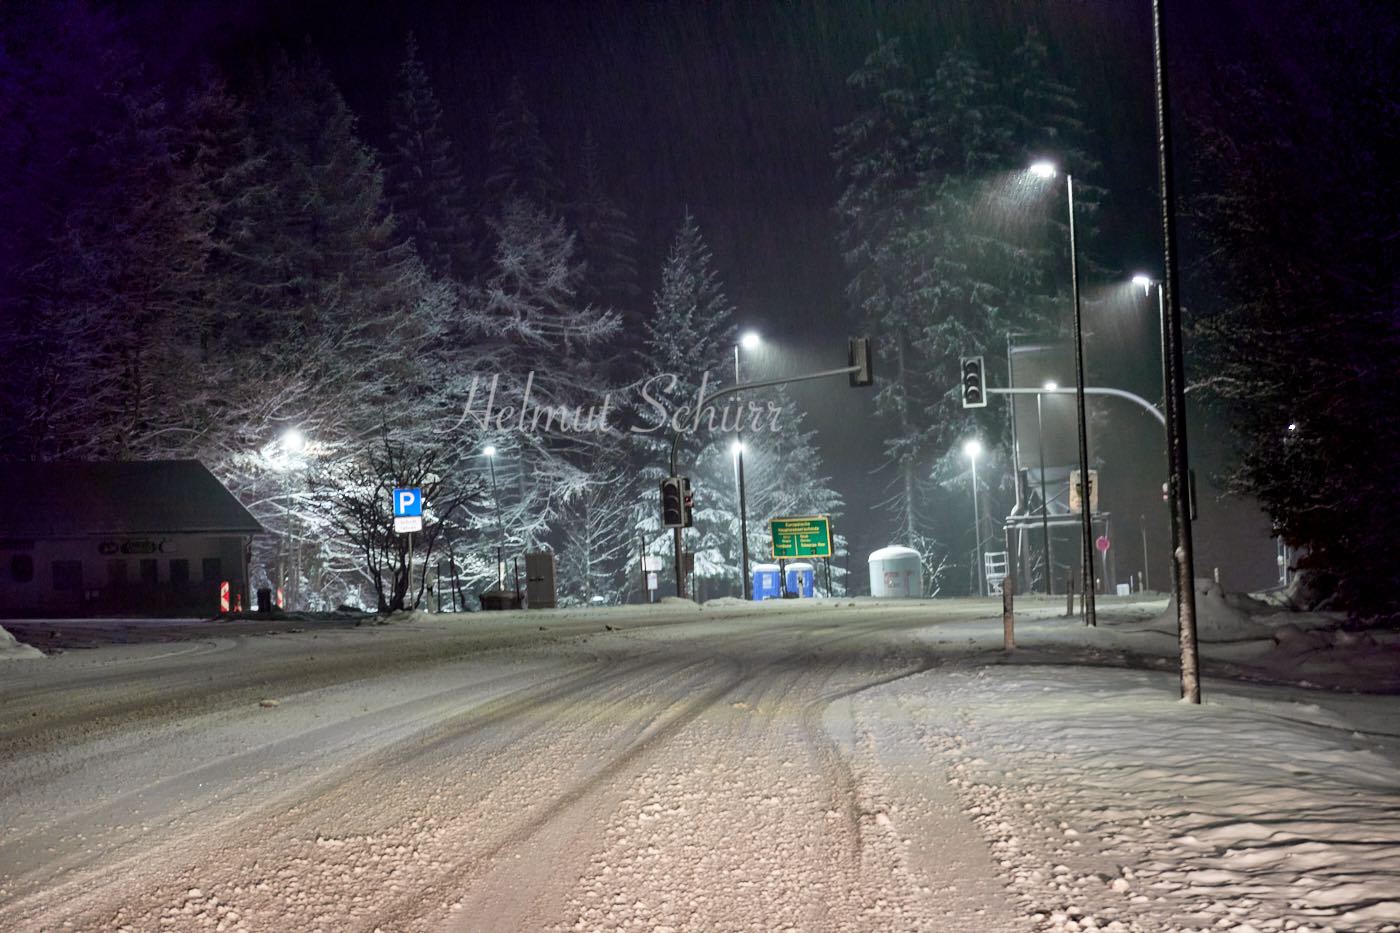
[785, 563, 815, 598]
[751, 563, 782, 601]
[256, 588, 272, 613]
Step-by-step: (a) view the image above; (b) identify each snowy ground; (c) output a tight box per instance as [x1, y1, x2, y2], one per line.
[1, 591, 1397, 932]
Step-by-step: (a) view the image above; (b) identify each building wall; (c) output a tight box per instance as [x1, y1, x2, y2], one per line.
[0, 534, 251, 617]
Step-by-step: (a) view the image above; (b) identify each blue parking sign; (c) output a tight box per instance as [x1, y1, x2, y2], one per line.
[392, 487, 422, 517]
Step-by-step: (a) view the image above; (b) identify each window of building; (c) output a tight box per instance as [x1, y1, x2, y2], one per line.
[107, 559, 128, 586]
[10, 554, 34, 583]
[52, 560, 83, 591]
[140, 559, 158, 585]
[169, 559, 190, 586]
[202, 557, 222, 583]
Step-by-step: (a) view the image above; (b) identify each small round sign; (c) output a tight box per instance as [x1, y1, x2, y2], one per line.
[1096, 535, 1111, 553]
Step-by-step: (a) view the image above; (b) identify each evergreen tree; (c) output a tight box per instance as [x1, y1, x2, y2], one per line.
[483, 77, 560, 214]
[631, 213, 743, 595]
[0, 2, 210, 461]
[835, 33, 1104, 591]
[570, 132, 640, 316]
[385, 33, 473, 281]
[1189, 2, 1400, 616]
[833, 36, 950, 552]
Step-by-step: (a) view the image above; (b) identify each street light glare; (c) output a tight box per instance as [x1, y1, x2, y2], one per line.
[1044, 381, 1058, 392]
[1029, 160, 1057, 179]
[483, 445, 497, 457]
[1131, 273, 1154, 288]
[730, 440, 745, 456]
[281, 428, 305, 453]
[739, 331, 761, 350]
[963, 439, 983, 459]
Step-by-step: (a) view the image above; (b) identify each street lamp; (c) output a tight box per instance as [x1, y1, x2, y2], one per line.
[964, 439, 984, 597]
[1029, 159, 1096, 625]
[1037, 382, 1056, 594]
[277, 428, 306, 610]
[483, 446, 504, 591]
[734, 332, 760, 599]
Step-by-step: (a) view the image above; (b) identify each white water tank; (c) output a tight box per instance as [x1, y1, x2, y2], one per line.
[869, 546, 923, 598]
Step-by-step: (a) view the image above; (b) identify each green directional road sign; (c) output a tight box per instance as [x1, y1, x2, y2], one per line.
[769, 515, 833, 559]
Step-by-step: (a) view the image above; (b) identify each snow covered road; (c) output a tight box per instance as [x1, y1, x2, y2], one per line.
[1, 600, 1397, 932]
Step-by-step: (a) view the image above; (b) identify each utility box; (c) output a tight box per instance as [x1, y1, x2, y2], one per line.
[751, 563, 782, 601]
[524, 552, 557, 609]
[869, 546, 923, 598]
[785, 562, 815, 597]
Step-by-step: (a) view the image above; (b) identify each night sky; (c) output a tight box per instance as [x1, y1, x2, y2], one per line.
[113, 0, 1299, 588]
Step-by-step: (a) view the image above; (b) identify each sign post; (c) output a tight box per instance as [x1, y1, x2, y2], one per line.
[770, 516, 833, 560]
[392, 487, 423, 609]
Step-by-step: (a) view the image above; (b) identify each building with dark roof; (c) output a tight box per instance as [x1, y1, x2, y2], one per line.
[0, 461, 263, 617]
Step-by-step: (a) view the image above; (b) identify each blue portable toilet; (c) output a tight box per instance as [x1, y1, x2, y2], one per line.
[751, 563, 782, 601]
[785, 562, 816, 598]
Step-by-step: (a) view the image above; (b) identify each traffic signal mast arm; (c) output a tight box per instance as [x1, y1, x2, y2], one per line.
[668, 354, 871, 475]
[981, 386, 1166, 429]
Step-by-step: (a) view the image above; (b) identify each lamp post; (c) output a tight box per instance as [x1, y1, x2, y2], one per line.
[483, 445, 503, 591]
[1036, 382, 1056, 594]
[1030, 160, 1096, 626]
[734, 330, 760, 600]
[278, 428, 305, 610]
[964, 438, 984, 597]
[1131, 274, 1170, 598]
[730, 440, 750, 598]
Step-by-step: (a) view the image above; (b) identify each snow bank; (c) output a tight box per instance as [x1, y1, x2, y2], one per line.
[1150, 578, 1278, 641]
[0, 623, 41, 660]
[867, 666, 1400, 932]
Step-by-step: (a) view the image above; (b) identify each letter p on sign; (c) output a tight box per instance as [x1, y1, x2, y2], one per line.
[392, 487, 423, 518]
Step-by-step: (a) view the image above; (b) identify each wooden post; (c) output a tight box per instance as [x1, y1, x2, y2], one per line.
[1065, 572, 1075, 618]
[1002, 570, 1015, 651]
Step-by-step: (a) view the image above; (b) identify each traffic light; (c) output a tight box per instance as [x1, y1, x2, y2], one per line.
[660, 476, 684, 528]
[848, 336, 874, 387]
[961, 356, 986, 408]
[681, 476, 695, 527]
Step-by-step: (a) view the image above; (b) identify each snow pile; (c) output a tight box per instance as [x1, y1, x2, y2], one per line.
[0, 623, 41, 660]
[1150, 578, 1278, 642]
[872, 666, 1400, 932]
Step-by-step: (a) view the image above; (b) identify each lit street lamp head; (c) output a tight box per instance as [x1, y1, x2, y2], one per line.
[1043, 381, 1058, 392]
[483, 445, 497, 458]
[1029, 160, 1057, 179]
[739, 331, 761, 350]
[730, 440, 745, 456]
[963, 439, 983, 460]
[281, 428, 305, 454]
[1132, 273, 1155, 295]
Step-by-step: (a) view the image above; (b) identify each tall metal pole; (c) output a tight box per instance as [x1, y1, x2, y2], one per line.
[1067, 174, 1097, 625]
[673, 526, 684, 598]
[1036, 393, 1052, 595]
[1140, 513, 1150, 592]
[969, 451, 983, 596]
[734, 345, 752, 600]
[1152, 0, 1200, 702]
